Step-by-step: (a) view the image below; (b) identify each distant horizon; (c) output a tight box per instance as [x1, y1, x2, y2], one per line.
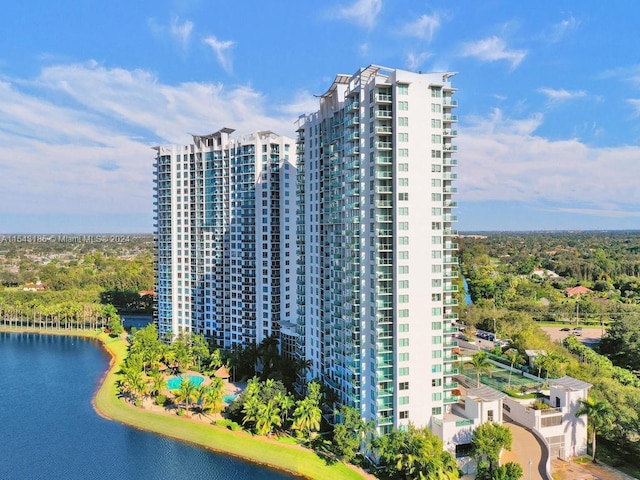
[2, 229, 640, 236]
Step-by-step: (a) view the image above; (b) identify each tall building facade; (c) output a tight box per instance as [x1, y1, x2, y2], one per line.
[295, 66, 459, 433]
[153, 129, 297, 348]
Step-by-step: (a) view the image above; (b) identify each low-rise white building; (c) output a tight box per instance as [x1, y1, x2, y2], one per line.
[503, 376, 591, 459]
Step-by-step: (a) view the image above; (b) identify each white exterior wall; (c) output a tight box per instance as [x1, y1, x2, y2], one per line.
[154, 130, 296, 350]
[296, 66, 459, 434]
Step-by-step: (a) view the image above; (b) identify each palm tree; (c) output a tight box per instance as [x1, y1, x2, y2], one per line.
[576, 396, 614, 462]
[255, 399, 282, 436]
[274, 391, 294, 427]
[504, 349, 524, 390]
[148, 370, 166, 397]
[291, 398, 322, 439]
[121, 368, 146, 402]
[466, 351, 492, 387]
[198, 377, 224, 414]
[242, 396, 261, 428]
[173, 378, 197, 416]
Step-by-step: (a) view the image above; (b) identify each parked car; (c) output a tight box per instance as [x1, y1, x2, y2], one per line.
[574, 326, 583, 331]
[560, 327, 571, 332]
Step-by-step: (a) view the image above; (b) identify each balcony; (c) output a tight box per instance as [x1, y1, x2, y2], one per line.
[375, 141, 392, 150]
[376, 93, 392, 103]
[443, 114, 458, 122]
[375, 110, 393, 118]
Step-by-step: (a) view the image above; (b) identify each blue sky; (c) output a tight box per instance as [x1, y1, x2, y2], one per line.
[1, 0, 639, 233]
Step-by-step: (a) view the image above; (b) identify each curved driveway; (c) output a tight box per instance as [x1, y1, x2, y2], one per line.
[501, 419, 547, 480]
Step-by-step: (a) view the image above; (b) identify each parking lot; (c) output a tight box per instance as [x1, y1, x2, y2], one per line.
[541, 325, 605, 346]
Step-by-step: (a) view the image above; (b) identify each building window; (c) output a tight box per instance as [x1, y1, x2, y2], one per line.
[399, 222, 409, 230]
[431, 104, 441, 113]
[399, 396, 409, 405]
[399, 251, 409, 260]
[432, 407, 442, 415]
[431, 87, 442, 98]
[399, 410, 409, 419]
[431, 150, 442, 158]
[432, 336, 442, 344]
[398, 148, 409, 157]
[399, 236, 409, 245]
[431, 118, 442, 128]
[399, 324, 409, 333]
[399, 178, 409, 187]
[397, 84, 409, 95]
[431, 134, 441, 144]
[399, 367, 409, 376]
[399, 352, 409, 362]
[431, 164, 442, 172]
[398, 163, 409, 172]
[432, 378, 442, 387]
[432, 364, 442, 373]
[398, 133, 408, 142]
[399, 309, 409, 317]
[432, 350, 442, 358]
[399, 193, 409, 201]
[398, 117, 409, 126]
[399, 381, 409, 390]
[399, 294, 409, 303]
[399, 266, 409, 274]
[432, 392, 442, 401]
[432, 307, 442, 315]
[398, 101, 409, 111]
[399, 280, 409, 289]
[432, 321, 442, 329]
[399, 338, 410, 347]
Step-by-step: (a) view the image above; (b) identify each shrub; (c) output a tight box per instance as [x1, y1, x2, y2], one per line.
[215, 419, 242, 431]
[155, 394, 167, 406]
[531, 401, 550, 410]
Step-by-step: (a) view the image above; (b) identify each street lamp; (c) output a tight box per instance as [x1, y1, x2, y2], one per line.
[528, 458, 533, 480]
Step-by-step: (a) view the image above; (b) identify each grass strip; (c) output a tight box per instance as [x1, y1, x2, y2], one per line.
[91, 332, 369, 480]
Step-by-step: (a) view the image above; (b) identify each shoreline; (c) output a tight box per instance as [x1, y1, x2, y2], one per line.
[0, 326, 372, 480]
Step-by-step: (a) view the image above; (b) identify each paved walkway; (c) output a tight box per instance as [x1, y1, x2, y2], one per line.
[501, 419, 546, 480]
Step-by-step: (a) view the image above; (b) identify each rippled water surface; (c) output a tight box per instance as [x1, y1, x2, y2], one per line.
[0, 332, 295, 480]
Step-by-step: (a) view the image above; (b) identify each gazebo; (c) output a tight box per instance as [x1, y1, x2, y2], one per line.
[213, 365, 231, 382]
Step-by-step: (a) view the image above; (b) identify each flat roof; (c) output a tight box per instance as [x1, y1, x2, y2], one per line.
[550, 376, 592, 391]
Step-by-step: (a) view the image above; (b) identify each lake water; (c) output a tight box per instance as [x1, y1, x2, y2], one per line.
[0, 332, 295, 480]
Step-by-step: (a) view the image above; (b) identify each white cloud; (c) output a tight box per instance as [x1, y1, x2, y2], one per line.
[598, 65, 640, 87]
[628, 99, 640, 116]
[538, 87, 586, 104]
[336, 0, 382, 29]
[0, 62, 304, 218]
[202, 35, 235, 73]
[406, 52, 431, 71]
[549, 15, 579, 43]
[148, 16, 194, 51]
[460, 36, 527, 69]
[457, 109, 640, 216]
[276, 90, 318, 117]
[170, 17, 194, 50]
[402, 14, 440, 41]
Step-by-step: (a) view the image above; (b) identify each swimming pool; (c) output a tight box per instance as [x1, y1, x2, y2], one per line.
[223, 394, 237, 403]
[167, 375, 204, 390]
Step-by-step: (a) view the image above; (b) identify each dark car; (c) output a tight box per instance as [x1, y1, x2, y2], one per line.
[560, 327, 571, 332]
[574, 326, 583, 331]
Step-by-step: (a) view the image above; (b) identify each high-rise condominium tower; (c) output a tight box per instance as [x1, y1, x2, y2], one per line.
[153, 129, 297, 348]
[295, 66, 459, 433]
